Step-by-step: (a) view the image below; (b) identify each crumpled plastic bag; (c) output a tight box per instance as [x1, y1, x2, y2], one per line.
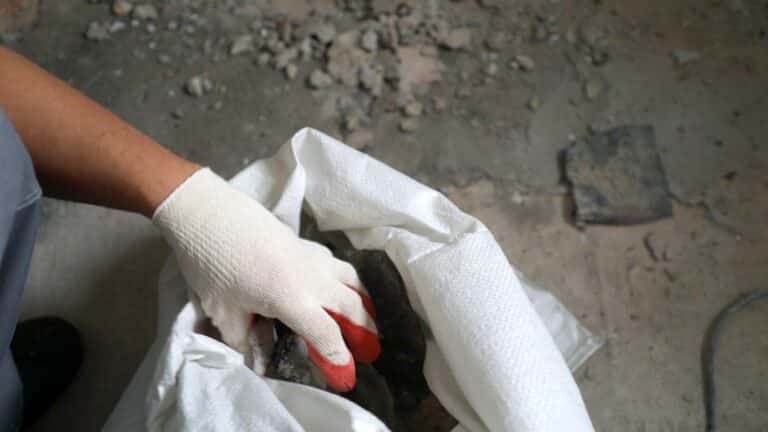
[104, 128, 602, 432]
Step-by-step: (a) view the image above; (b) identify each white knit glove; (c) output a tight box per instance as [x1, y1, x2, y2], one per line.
[153, 168, 380, 391]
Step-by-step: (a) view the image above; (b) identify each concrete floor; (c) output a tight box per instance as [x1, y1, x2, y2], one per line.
[3, 0, 768, 430]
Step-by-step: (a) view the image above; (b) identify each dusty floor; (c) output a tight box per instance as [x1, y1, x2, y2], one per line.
[3, 0, 768, 430]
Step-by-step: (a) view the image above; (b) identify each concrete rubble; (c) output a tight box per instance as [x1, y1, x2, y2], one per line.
[77, 0, 572, 143]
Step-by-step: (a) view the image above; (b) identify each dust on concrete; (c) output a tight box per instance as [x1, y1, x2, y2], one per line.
[4, 0, 768, 431]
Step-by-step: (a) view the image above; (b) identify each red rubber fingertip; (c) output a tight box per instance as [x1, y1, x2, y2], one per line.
[306, 342, 356, 392]
[343, 284, 377, 319]
[325, 309, 382, 363]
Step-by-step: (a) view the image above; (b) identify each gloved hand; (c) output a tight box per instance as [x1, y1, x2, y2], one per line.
[152, 168, 380, 391]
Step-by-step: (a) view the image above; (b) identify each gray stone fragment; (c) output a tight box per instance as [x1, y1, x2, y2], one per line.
[112, 0, 133, 16]
[359, 63, 384, 96]
[441, 28, 472, 50]
[403, 101, 423, 117]
[515, 54, 535, 71]
[274, 47, 298, 69]
[307, 21, 336, 44]
[230, 35, 255, 55]
[185, 75, 210, 97]
[671, 49, 701, 65]
[256, 52, 271, 66]
[132, 4, 158, 20]
[565, 125, 673, 225]
[399, 117, 419, 133]
[85, 22, 109, 41]
[308, 69, 333, 88]
[584, 78, 603, 100]
[527, 95, 540, 111]
[360, 28, 378, 52]
[284, 63, 298, 80]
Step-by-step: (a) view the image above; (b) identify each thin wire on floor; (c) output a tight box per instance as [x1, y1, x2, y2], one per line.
[703, 290, 768, 432]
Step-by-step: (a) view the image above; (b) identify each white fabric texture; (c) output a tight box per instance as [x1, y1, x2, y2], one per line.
[152, 168, 375, 367]
[105, 128, 602, 432]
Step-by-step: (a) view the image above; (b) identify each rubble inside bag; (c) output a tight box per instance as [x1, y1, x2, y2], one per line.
[259, 215, 457, 431]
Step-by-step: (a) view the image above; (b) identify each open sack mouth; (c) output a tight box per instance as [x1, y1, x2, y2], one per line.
[248, 214, 457, 431]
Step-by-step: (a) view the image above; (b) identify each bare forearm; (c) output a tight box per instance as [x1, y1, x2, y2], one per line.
[0, 47, 199, 217]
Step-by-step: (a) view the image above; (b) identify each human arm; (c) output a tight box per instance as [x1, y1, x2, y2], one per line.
[0, 46, 198, 216]
[0, 46, 380, 390]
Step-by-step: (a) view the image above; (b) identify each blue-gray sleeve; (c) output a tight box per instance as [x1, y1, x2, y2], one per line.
[0, 105, 41, 432]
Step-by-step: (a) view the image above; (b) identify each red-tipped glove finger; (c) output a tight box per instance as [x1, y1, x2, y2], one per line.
[322, 282, 381, 363]
[280, 304, 356, 392]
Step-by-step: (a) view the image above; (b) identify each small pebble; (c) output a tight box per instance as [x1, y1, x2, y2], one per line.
[146, 23, 157, 33]
[230, 35, 255, 55]
[85, 21, 109, 41]
[212, 101, 224, 111]
[433, 96, 447, 112]
[167, 20, 178, 31]
[284, 63, 299, 80]
[515, 55, 535, 71]
[185, 75, 207, 97]
[360, 29, 378, 52]
[109, 21, 127, 33]
[171, 108, 184, 119]
[157, 54, 172, 64]
[112, 0, 133, 16]
[403, 101, 423, 117]
[308, 69, 333, 88]
[527, 95, 540, 111]
[399, 118, 419, 133]
[443, 28, 472, 50]
[485, 62, 499, 76]
[584, 79, 603, 100]
[256, 52, 272, 66]
[132, 4, 159, 20]
[671, 49, 701, 65]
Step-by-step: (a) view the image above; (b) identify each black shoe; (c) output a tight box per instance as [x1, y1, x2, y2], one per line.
[10, 317, 82, 428]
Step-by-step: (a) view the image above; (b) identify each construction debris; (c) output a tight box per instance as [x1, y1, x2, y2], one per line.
[112, 0, 133, 17]
[565, 125, 673, 225]
[84, 21, 109, 41]
[185, 75, 212, 97]
[132, 4, 158, 20]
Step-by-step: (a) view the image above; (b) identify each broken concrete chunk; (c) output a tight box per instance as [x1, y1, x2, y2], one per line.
[307, 21, 336, 44]
[230, 35, 255, 55]
[112, 0, 133, 16]
[308, 69, 333, 89]
[485, 31, 506, 52]
[485, 62, 499, 76]
[132, 4, 158, 20]
[403, 101, 423, 117]
[360, 28, 378, 52]
[109, 20, 127, 33]
[565, 125, 673, 225]
[360, 64, 384, 96]
[284, 63, 299, 80]
[327, 30, 372, 88]
[671, 49, 701, 65]
[185, 75, 211, 97]
[441, 28, 472, 50]
[584, 78, 603, 100]
[399, 117, 419, 133]
[514, 54, 535, 71]
[256, 52, 271, 66]
[85, 21, 109, 41]
[527, 94, 540, 111]
[274, 46, 299, 69]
